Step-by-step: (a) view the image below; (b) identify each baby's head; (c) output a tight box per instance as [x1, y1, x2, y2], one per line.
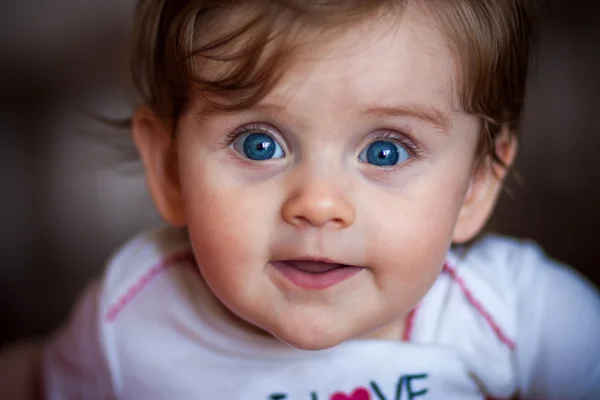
[131, 0, 536, 350]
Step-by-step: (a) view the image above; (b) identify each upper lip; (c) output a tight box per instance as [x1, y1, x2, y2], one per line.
[289, 257, 338, 263]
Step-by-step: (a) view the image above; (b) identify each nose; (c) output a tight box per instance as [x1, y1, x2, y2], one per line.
[281, 180, 355, 230]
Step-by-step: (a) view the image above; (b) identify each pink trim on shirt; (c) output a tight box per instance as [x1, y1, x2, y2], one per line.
[443, 262, 516, 351]
[402, 304, 420, 341]
[104, 250, 196, 322]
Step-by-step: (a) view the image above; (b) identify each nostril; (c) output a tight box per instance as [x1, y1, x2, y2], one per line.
[329, 218, 347, 229]
[291, 216, 310, 227]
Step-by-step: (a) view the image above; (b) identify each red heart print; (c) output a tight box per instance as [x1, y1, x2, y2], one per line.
[330, 387, 370, 400]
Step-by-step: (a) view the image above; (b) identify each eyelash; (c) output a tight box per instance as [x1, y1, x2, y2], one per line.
[222, 123, 277, 147]
[368, 130, 424, 161]
[222, 123, 424, 160]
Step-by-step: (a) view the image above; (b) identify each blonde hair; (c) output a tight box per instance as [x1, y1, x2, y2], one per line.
[131, 0, 538, 164]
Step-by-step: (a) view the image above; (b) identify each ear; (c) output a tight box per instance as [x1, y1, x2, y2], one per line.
[452, 126, 518, 244]
[132, 106, 186, 227]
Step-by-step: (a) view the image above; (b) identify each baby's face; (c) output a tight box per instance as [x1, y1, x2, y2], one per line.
[170, 6, 482, 349]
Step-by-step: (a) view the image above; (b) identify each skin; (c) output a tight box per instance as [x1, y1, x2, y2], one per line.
[133, 5, 516, 351]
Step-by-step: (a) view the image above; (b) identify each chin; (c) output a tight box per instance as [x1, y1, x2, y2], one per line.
[278, 334, 344, 351]
[268, 321, 353, 351]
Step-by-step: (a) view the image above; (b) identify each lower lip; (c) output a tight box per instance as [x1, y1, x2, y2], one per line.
[271, 261, 363, 290]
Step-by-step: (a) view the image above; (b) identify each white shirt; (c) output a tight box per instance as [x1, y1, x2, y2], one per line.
[42, 227, 600, 399]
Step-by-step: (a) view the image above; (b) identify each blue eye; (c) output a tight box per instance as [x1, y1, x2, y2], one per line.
[359, 140, 410, 167]
[233, 132, 285, 161]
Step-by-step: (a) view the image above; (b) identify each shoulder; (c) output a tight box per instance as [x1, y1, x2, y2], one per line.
[99, 226, 195, 321]
[451, 234, 543, 282]
[451, 234, 600, 398]
[454, 234, 599, 315]
[450, 233, 600, 350]
[440, 234, 539, 339]
[103, 225, 193, 286]
[424, 235, 532, 396]
[41, 227, 198, 398]
[450, 233, 589, 294]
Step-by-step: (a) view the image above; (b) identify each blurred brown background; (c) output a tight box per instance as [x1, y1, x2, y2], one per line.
[0, 1, 599, 346]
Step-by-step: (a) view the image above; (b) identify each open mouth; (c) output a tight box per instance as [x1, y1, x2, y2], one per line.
[271, 260, 363, 290]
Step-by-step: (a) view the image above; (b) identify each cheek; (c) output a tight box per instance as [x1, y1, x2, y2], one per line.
[362, 168, 470, 288]
[180, 176, 278, 318]
[179, 162, 275, 272]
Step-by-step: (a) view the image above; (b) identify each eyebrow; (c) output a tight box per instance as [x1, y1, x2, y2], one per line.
[199, 103, 287, 119]
[203, 102, 453, 134]
[363, 104, 453, 134]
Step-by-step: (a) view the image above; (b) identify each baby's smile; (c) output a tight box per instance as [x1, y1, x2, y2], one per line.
[271, 259, 364, 290]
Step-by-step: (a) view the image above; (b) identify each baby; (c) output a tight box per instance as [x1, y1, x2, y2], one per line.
[37, 0, 600, 399]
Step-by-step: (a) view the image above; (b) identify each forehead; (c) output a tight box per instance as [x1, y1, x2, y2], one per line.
[259, 5, 458, 115]
[192, 3, 460, 118]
